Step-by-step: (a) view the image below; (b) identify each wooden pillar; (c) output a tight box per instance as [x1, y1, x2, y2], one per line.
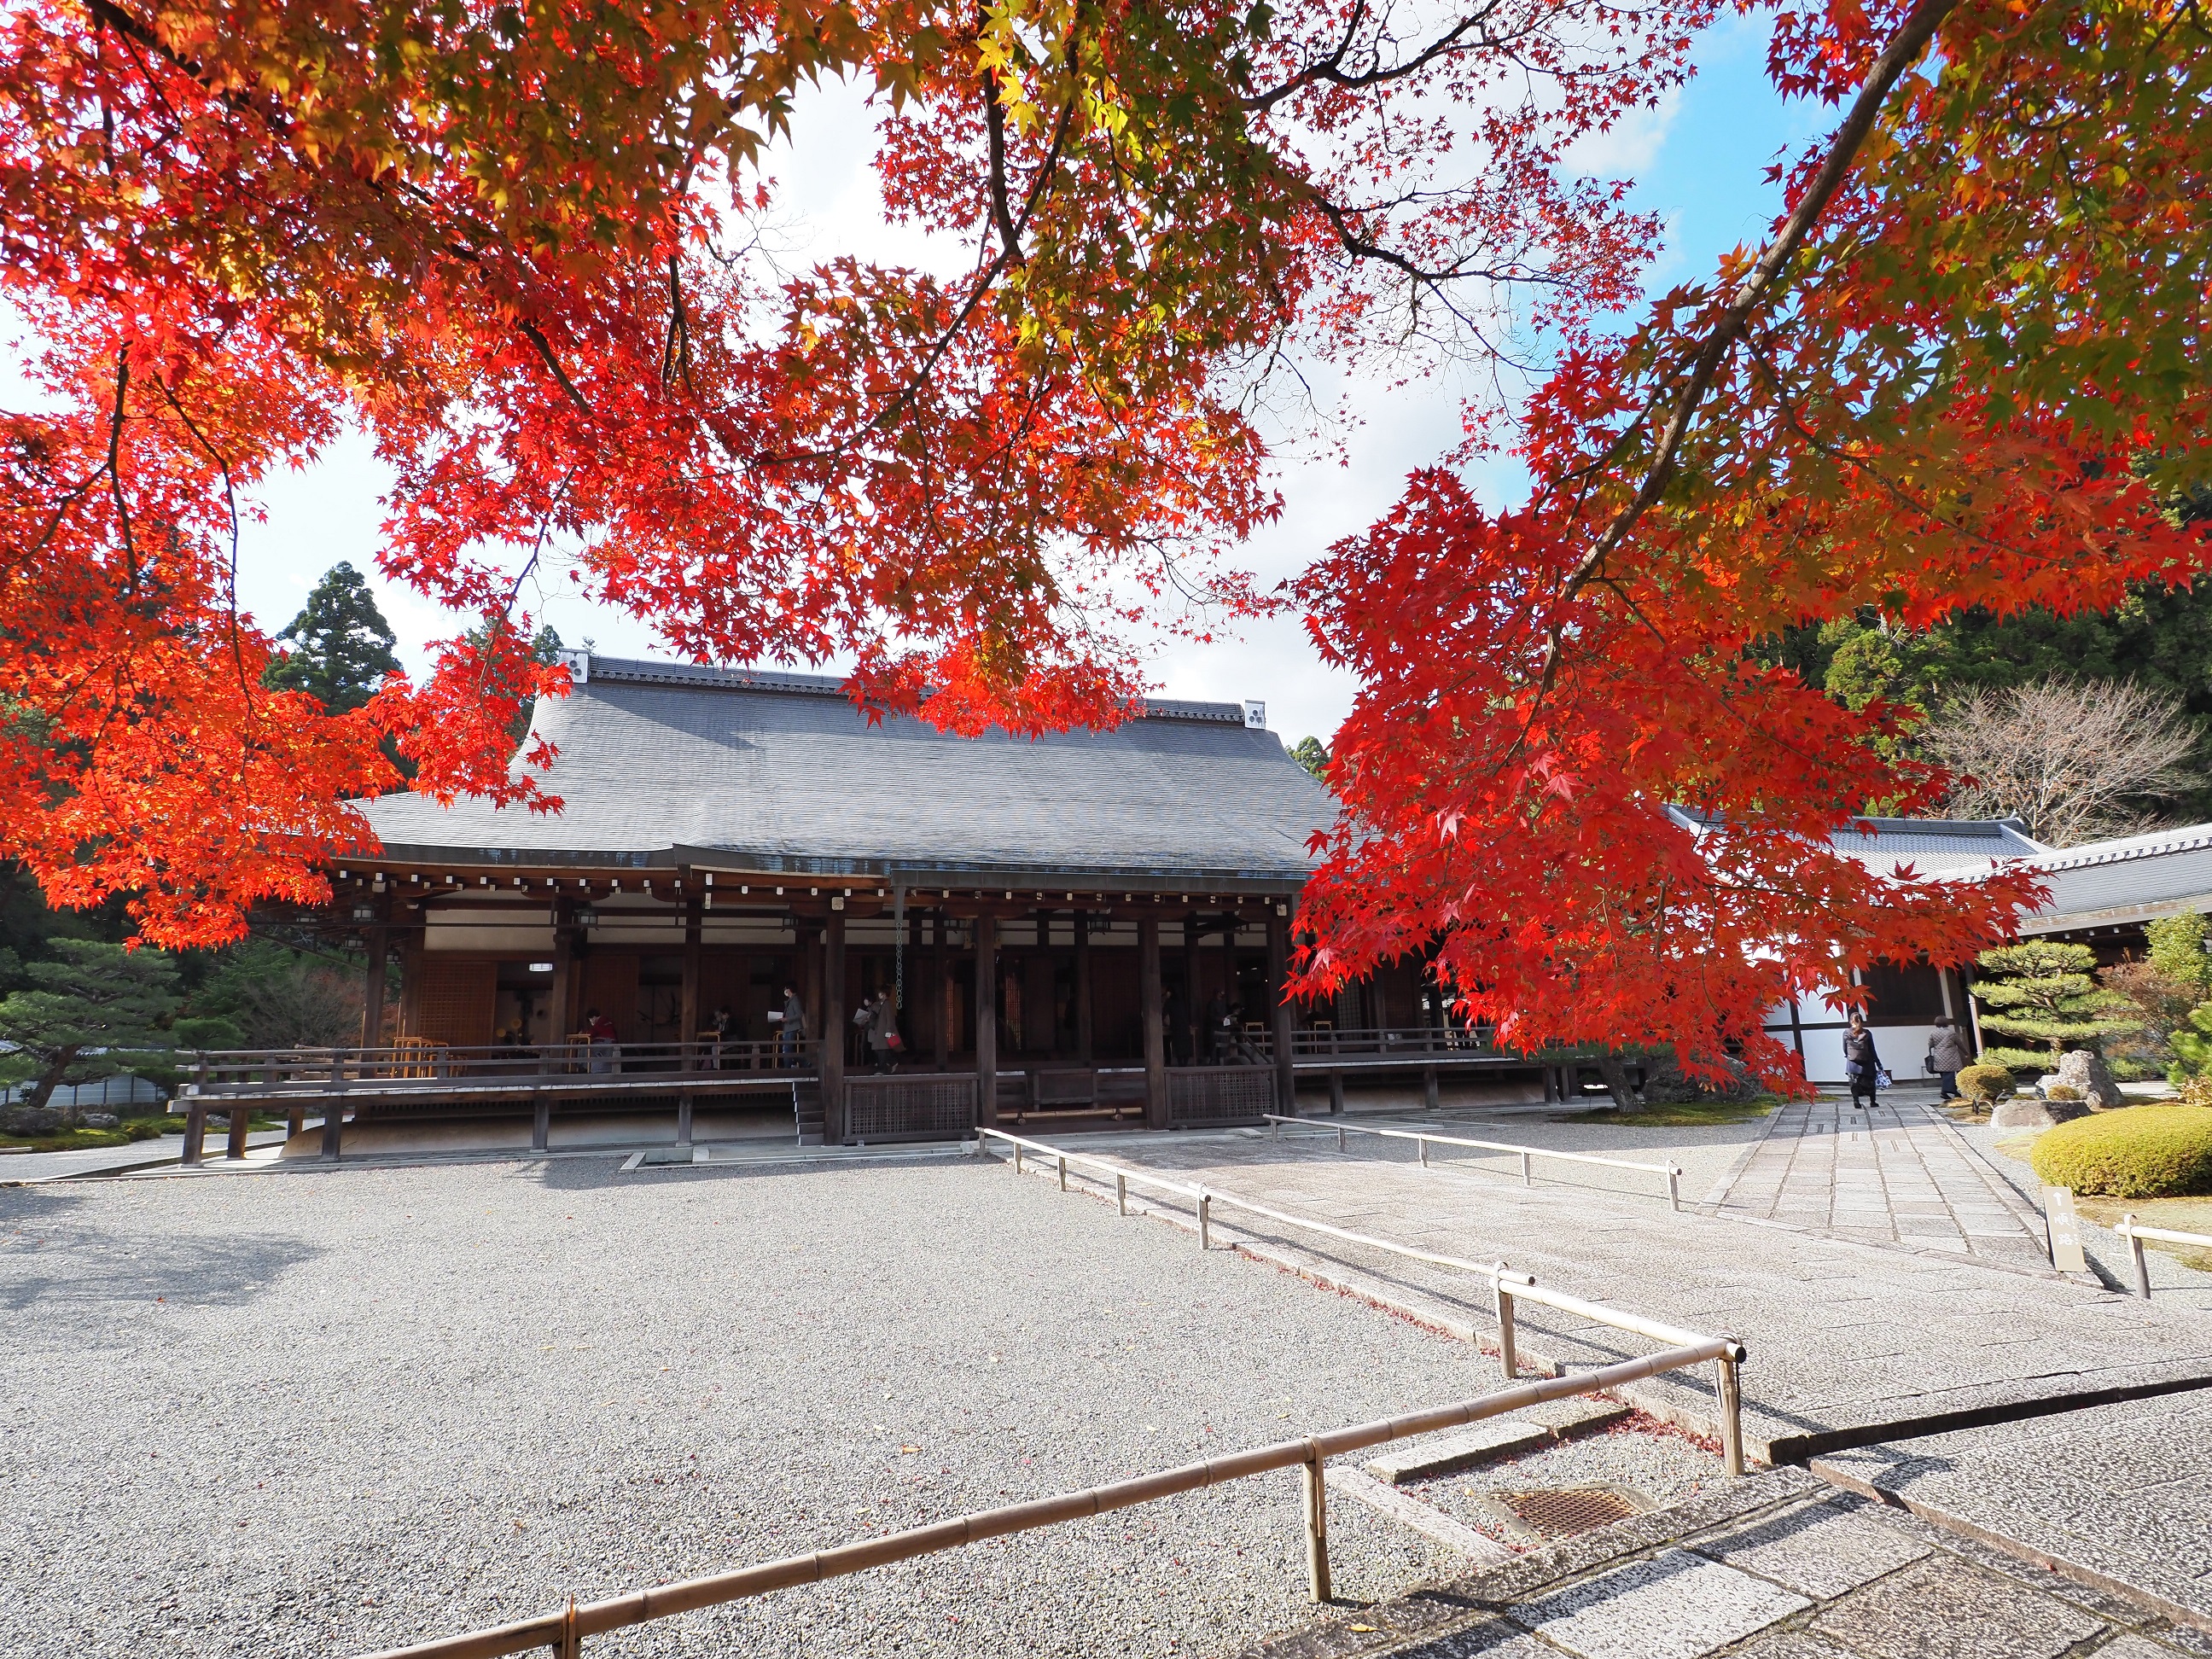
[822, 910, 847, 1144]
[397, 931, 422, 1039]
[359, 924, 389, 1049]
[679, 895, 702, 1063]
[183, 1097, 208, 1166]
[1268, 903, 1295, 1115]
[225, 1098, 251, 1161]
[975, 913, 998, 1126]
[1140, 916, 1167, 1130]
[932, 911, 949, 1071]
[320, 1098, 344, 1159]
[1033, 906, 1056, 1053]
[550, 902, 579, 1040]
[1181, 911, 1201, 1064]
[1074, 910, 1094, 1066]
[1221, 911, 1239, 1063]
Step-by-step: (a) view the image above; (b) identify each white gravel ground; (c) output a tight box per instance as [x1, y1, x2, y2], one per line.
[0, 1151, 1565, 1659]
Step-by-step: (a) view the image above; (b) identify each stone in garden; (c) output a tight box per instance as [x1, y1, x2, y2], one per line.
[79, 1112, 121, 1130]
[1991, 1096, 2089, 1132]
[2053, 1049, 2124, 1109]
[0, 1105, 66, 1136]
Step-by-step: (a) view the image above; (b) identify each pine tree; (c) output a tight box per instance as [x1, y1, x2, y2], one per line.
[1289, 736, 1329, 783]
[1971, 942, 2141, 1072]
[0, 940, 180, 1114]
[263, 562, 402, 715]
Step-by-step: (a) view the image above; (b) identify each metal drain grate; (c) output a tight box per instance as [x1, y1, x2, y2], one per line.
[1499, 1487, 1643, 1539]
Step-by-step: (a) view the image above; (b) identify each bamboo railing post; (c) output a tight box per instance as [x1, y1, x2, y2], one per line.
[1116, 1173, 1128, 1216]
[1417, 1135, 1429, 1168]
[1667, 1167, 1682, 1212]
[2122, 1215, 2151, 1299]
[1519, 1150, 1532, 1186]
[1057, 1154, 1068, 1192]
[1717, 1351, 1745, 1477]
[555, 1598, 580, 1659]
[1336, 1120, 1347, 1151]
[1494, 1266, 1518, 1380]
[1301, 1450, 1331, 1603]
[1014, 1143, 1024, 1175]
[1198, 1190, 1212, 1250]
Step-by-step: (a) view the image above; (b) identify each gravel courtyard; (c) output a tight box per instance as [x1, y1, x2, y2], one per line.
[1, 1150, 1528, 1659]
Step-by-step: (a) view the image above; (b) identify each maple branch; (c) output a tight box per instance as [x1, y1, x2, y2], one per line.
[1549, 0, 1961, 616]
[1313, 196, 1563, 288]
[516, 318, 594, 417]
[152, 377, 253, 697]
[103, 351, 136, 579]
[754, 81, 1080, 469]
[981, 77, 1027, 264]
[662, 253, 696, 395]
[1243, 0, 1516, 112]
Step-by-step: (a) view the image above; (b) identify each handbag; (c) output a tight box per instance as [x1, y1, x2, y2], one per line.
[1876, 1068, 1893, 1089]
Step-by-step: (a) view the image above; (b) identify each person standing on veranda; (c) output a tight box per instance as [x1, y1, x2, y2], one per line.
[777, 983, 806, 1069]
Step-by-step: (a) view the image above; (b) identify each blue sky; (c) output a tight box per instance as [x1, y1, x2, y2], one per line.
[223, 15, 1829, 749]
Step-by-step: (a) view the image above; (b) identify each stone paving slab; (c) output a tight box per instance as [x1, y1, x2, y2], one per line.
[1811, 1388, 2212, 1631]
[1700, 1094, 2055, 1273]
[1057, 1134, 2212, 1460]
[1230, 1470, 2212, 1659]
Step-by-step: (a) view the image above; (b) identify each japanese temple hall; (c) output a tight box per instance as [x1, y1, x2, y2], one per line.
[314, 654, 1472, 1145]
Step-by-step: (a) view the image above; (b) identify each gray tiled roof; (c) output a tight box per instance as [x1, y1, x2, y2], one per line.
[1662, 806, 2046, 876]
[2017, 823, 2212, 932]
[360, 656, 1332, 887]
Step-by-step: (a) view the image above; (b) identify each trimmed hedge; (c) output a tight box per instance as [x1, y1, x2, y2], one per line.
[1958, 1064, 2015, 1103]
[2029, 1106, 2212, 1199]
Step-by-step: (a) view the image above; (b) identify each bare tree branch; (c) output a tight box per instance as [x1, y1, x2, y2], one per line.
[1924, 678, 2203, 846]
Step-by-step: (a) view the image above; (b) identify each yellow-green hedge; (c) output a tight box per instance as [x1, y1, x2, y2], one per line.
[2029, 1106, 2212, 1199]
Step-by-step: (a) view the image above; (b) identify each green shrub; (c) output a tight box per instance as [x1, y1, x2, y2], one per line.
[2030, 1106, 2212, 1199]
[1958, 1064, 2016, 1103]
[121, 1115, 186, 1142]
[2045, 1083, 2085, 1103]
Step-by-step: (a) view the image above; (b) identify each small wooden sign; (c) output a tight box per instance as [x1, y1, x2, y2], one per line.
[2043, 1185, 2088, 1273]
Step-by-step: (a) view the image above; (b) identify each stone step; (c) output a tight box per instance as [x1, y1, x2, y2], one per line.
[1365, 1397, 1628, 1484]
[1323, 1465, 1512, 1563]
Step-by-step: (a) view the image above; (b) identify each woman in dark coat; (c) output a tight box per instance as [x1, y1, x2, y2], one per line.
[1842, 1014, 1883, 1111]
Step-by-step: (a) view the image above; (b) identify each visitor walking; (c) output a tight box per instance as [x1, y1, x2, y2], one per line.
[1928, 1016, 1974, 1102]
[1842, 1014, 1883, 1110]
[1206, 990, 1232, 1064]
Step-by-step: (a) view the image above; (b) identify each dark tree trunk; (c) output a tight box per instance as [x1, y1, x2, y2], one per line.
[1592, 1051, 1642, 1112]
[23, 1047, 83, 1115]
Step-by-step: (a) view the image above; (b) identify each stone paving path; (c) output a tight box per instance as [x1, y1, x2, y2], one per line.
[1236, 1468, 2212, 1659]
[1699, 1094, 2054, 1273]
